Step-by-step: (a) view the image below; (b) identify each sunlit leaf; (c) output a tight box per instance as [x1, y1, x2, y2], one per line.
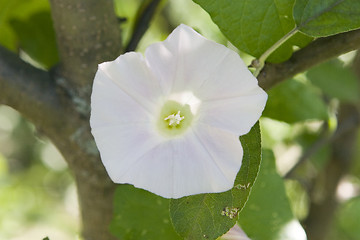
[110, 185, 181, 240]
[170, 122, 261, 240]
[306, 59, 360, 103]
[263, 78, 329, 123]
[294, 0, 360, 37]
[193, 0, 312, 62]
[0, 0, 50, 51]
[9, 11, 58, 68]
[238, 150, 307, 240]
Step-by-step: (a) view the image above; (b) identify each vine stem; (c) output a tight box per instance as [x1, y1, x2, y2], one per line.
[253, 27, 299, 77]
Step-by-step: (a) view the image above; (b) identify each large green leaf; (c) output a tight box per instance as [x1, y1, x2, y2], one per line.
[193, 0, 312, 62]
[170, 122, 262, 240]
[306, 59, 360, 103]
[9, 11, 58, 68]
[294, 0, 360, 37]
[238, 150, 307, 240]
[110, 185, 181, 240]
[263, 78, 329, 123]
[0, 0, 50, 51]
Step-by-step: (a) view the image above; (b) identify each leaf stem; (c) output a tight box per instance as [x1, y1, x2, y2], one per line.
[253, 27, 299, 77]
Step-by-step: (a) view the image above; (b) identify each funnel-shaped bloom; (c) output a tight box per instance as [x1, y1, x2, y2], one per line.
[221, 225, 251, 240]
[90, 24, 267, 199]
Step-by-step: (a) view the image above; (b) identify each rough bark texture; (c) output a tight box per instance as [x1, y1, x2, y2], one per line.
[1, 2, 360, 238]
[47, 1, 122, 239]
[49, 0, 122, 101]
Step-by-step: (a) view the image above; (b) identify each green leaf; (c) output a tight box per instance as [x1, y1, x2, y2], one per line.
[263, 78, 328, 123]
[306, 59, 360, 103]
[193, 0, 312, 62]
[0, 0, 21, 50]
[333, 198, 360, 240]
[9, 11, 58, 68]
[295, 128, 331, 172]
[294, 0, 360, 37]
[238, 150, 307, 240]
[0, 0, 50, 51]
[0, 23, 17, 51]
[110, 184, 181, 240]
[170, 122, 262, 240]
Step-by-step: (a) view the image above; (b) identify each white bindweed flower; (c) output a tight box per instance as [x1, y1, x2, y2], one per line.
[90, 24, 267, 199]
[221, 225, 251, 240]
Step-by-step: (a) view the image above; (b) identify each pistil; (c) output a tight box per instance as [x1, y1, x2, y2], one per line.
[164, 111, 185, 126]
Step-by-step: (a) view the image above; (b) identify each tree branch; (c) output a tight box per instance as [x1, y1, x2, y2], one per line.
[0, 46, 65, 134]
[1, 2, 123, 238]
[284, 108, 360, 179]
[0, 45, 117, 240]
[299, 53, 360, 240]
[48, 2, 123, 239]
[0, 46, 99, 166]
[49, 0, 122, 99]
[259, 29, 360, 90]
[125, 0, 161, 52]
[284, 122, 329, 179]
[304, 103, 359, 240]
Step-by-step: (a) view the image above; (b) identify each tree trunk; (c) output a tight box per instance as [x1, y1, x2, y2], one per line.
[47, 0, 122, 239]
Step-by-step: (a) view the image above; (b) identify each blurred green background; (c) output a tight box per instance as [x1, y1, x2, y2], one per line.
[1, 0, 360, 239]
[0, 105, 78, 240]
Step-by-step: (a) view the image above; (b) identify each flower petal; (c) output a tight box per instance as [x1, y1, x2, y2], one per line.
[144, 24, 227, 96]
[145, 24, 262, 101]
[198, 87, 267, 135]
[221, 225, 251, 240]
[90, 24, 267, 199]
[91, 123, 163, 181]
[98, 52, 163, 112]
[117, 125, 242, 199]
[194, 52, 263, 101]
[90, 69, 154, 129]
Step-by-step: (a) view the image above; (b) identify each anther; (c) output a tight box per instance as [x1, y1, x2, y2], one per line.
[164, 111, 185, 126]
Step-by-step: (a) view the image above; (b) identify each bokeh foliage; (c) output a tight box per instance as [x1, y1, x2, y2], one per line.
[0, 0, 360, 239]
[0, 106, 77, 240]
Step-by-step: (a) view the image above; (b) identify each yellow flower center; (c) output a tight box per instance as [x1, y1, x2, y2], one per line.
[157, 100, 193, 137]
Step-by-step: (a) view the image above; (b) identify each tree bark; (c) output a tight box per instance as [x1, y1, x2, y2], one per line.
[0, 43, 118, 240]
[48, 1, 122, 239]
[49, 0, 122, 99]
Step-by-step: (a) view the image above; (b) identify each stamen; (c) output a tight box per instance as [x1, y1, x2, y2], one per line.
[164, 111, 185, 126]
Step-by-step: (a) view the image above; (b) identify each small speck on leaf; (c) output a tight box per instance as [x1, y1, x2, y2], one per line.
[221, 207, 240, 219]
[234, 182, 250, 190]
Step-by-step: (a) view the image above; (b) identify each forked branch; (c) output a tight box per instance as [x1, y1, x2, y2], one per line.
[258, 29, 360, 90]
